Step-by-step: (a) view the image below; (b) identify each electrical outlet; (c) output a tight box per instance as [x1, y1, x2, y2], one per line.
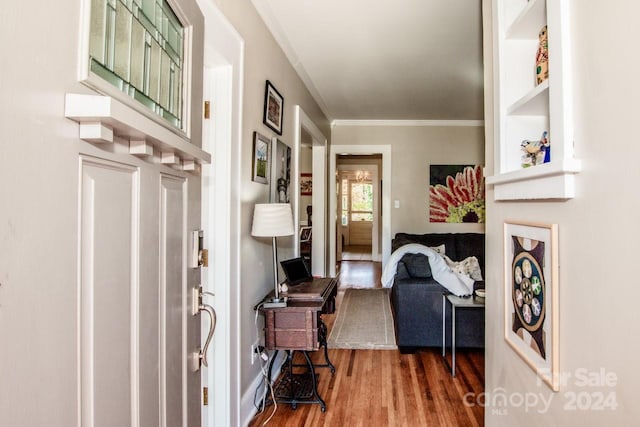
[250, 340, 260, 365]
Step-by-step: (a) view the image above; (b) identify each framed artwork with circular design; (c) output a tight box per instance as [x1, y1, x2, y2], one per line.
[504, 221, 559, 391]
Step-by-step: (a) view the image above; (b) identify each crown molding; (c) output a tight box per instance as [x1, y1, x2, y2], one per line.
[251, 0, 333, 122]
[332, 119, 484, 128]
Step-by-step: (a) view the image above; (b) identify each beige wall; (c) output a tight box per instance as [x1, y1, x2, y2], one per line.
[332, 125, 486, 240]
[483, 0, 640, 424]
[212, 0, 331, 399]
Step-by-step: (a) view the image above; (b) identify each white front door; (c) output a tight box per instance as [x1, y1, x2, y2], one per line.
[79, 155, 201, 426]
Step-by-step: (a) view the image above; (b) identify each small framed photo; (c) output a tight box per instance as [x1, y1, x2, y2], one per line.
[300, 226, 312, 243]
[263, 80, 284, 135]
[252, 132, 271, 184]
[300, 173, 312, 196]
[503, 220, 559, 391]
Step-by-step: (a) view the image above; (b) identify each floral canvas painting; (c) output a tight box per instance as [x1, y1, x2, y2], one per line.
[429, 165, 485, 223]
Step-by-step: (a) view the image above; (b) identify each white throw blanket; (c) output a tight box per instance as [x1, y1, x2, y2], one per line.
[381, 244, 475, 296]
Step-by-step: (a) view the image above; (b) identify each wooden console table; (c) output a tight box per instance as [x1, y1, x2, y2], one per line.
[257, 277, 337, 412]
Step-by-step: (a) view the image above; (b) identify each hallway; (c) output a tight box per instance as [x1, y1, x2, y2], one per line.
[249, 260, 485, 426]
[337, 260, 381, 289]
[340, 245, 373, 261]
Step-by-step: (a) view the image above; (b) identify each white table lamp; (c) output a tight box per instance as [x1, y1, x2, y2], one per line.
[251, 203, 294, 307]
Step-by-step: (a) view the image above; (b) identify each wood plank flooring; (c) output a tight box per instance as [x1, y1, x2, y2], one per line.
[248, 261, 485, 426]
[336, 261, 382, 289]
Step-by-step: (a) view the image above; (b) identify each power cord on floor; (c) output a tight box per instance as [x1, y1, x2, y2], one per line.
[253, 302, 278, 425]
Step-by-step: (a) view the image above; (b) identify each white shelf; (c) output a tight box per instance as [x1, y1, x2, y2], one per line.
[506, 0, 546, 40]
[65, 93, 211, 165]
[507, 80, 549, 115]
[490, 0, 578, 200]
[486, 159, 581, 200]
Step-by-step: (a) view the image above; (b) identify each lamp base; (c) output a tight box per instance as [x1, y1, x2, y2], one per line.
[263, 297, 287, 308]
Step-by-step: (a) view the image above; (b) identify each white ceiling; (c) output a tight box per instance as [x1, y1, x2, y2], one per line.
[252, 0, 485, 122]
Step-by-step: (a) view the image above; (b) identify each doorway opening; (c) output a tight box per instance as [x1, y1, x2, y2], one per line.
[336, 155, 380, 263]
[329, 145, 391, 278]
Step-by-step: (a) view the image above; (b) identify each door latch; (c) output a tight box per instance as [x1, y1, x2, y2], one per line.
[190, 230, 208, 268]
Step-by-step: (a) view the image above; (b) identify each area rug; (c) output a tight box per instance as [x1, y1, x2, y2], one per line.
[327, 288, 397, 350]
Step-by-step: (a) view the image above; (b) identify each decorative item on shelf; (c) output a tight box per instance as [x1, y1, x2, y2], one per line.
[521, 131, 549, 168]
[535, 26, 549, 85]
[251, 203, 294, 308]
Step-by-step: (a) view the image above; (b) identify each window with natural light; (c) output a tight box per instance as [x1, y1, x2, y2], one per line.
[350, 182, 373, 222]
[89, 0, 185, 129]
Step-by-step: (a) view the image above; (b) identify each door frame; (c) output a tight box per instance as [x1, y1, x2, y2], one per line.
[293, 106, 327, 277]
[337, 164, 379, 260]
[197, 1, 244, 425]
[329, 145, 391, 277]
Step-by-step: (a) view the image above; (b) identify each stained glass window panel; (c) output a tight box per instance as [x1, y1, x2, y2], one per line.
[88, 0, 185, 130]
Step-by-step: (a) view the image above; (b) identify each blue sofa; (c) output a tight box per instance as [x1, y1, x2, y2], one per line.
[390, 233, 485, 353]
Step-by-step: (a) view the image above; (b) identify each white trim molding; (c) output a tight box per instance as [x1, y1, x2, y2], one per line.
[293, 105, 328, 277]
[329, 144, 391, 277]
[332, 119, 485, 128]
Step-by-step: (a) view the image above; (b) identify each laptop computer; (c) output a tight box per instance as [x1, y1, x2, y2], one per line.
[280, 257, 312, 285]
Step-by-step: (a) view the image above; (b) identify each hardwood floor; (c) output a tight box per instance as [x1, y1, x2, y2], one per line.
[248, 347, 484, 427]
[337, 261, 382, 289]
[249, 261, 485, 426]
[341, 245, 374, 261]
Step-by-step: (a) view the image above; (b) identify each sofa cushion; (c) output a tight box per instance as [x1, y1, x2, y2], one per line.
[395, 261, 410, 279]
[393, 277, 443, 292]
[400, 253, 432, 278]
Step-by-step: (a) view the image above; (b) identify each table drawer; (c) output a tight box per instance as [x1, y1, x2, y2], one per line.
[264, 310, 319, 351]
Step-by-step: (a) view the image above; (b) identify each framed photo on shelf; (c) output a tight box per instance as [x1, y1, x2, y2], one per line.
[252, 132, 271, 184]
[300, 173, 312, 196]
[503, 220, 559, 391]
[263, 80, 284, 135]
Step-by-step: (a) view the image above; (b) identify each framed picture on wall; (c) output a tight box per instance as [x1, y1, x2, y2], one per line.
[429, 164, 485, 223]
[300, 173, 312, 196]
[263, 80, 284, 135]
[252, 132, 271, 184]
[504, 220, 559, 391]
[270, 138, 291, 203]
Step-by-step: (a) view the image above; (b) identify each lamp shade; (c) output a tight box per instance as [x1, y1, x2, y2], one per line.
[251, 203, 294, 237]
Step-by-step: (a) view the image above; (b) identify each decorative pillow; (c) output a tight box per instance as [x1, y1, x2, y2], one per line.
[430, 244, 446, 255]
[400, 253, 432, 278]
[443, 255, 483, 281]
[395, 262, 410, 279]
